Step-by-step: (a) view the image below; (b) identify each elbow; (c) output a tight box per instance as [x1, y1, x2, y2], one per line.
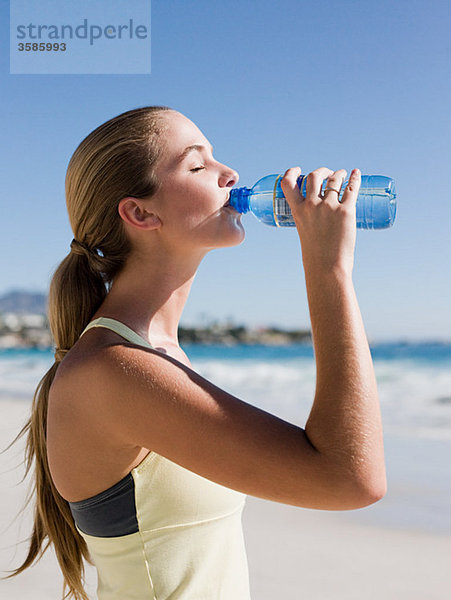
[343, 473, 387, 509]
[354, 480, 387, 509]
[318, 461, 387, 510]
[327, 449, 387, 510]
[367, 472, 388, 504]
[290, 469, 387, 511]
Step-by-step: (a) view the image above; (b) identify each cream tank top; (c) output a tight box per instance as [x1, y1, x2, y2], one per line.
[69, 318, 250, 600]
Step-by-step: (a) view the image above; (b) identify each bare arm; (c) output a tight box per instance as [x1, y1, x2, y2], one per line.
[281, 167, 386, 505]
[67, 167, 385, 511]
[304, 273, 385, 504]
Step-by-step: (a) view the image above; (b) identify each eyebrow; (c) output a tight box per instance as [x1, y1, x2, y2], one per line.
[176, 143, 214, 163]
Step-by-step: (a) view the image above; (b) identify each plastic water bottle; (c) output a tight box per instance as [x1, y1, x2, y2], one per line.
[228, 174, 397, 229]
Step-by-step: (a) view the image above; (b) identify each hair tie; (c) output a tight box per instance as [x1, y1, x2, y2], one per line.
[54, 348, 69, 362]
[70, 238, 92, 257]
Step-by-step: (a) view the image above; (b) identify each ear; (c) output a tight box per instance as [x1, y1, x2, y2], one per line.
[118, 197, 162, 231]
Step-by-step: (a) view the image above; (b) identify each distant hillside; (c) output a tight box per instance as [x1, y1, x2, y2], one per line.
[0, 290, 47, 314]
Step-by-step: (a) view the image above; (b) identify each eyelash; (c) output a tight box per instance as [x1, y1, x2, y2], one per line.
[190, 166, 205, 172]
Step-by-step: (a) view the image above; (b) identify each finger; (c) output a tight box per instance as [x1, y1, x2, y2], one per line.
[280, 167, 303, 202]
[340, 168, 361, 205]
[322, 169, 347, 205]
[305, 167, 335, 204]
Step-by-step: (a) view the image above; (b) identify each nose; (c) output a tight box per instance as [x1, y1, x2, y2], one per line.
[219, 164, 239, 188]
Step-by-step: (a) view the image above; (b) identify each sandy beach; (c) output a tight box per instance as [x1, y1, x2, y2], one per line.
[1, 397, 450, 599]
[244, 497, 451, 600]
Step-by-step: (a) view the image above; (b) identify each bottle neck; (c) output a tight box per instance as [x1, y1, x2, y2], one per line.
[229, 187, 251, 213]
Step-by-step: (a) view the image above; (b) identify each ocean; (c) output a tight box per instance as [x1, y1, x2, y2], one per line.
[1, 342, 450, 534]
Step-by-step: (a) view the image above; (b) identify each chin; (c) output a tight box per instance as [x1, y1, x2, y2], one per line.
[222, 221, 246, 247]
[206, 224, 245, 251]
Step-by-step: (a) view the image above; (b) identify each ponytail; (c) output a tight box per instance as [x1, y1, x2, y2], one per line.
[5, 250, 114, 599]
[5, 362, 92, 600]
[4, 105, 172, 598]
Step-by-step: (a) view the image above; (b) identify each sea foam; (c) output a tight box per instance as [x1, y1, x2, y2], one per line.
[1, 344, 450, 440]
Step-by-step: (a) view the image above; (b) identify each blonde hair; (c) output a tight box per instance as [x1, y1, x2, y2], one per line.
[5, 106, 173, 599]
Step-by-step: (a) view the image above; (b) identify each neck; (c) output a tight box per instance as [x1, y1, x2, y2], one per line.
[93, 246, 207, 347]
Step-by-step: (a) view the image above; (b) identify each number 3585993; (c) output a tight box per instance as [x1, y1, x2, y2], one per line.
[17, 42, 67, 51]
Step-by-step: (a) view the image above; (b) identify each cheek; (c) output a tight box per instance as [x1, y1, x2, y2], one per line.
[157, 176, 221, 240]
[171, 186, 216, 226]
[163, 199, 212, 238]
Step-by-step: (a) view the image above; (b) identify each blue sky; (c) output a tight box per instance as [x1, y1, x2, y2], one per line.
[1, 0, 450, 341]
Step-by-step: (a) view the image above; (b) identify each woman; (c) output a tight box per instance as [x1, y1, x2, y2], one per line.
[10, 106, 386, 599]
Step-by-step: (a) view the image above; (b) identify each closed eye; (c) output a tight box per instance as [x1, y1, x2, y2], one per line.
[190, 166, 205, 172]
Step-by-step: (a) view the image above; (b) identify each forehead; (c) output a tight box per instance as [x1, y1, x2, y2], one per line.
[162, 112, 209, 151]
[154, 112, 212, 176]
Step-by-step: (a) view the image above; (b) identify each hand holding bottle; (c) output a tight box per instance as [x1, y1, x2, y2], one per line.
[280, 167, 361, 278]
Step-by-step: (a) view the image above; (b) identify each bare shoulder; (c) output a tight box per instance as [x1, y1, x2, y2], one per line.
[47, 341, 153, 501]
[48, 338, 195, 455]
